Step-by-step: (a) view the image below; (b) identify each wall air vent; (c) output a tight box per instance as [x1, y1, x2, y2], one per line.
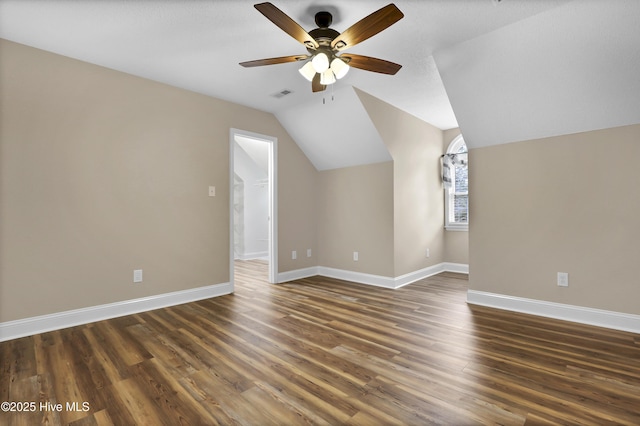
[272, 89, 293, 99]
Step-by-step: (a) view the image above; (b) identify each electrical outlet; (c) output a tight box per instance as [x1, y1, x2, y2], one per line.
[557, 272, 569, 287]
[353, 251, 359, 261]
[208, 186, 216, 197]
[133, 269, 143, 283]
[307, 249, 312, 257]
[292, 250, 297, 260]
[426, 248, 430, 258]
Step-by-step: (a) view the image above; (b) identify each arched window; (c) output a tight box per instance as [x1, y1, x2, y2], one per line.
[443, 135, 468, 231]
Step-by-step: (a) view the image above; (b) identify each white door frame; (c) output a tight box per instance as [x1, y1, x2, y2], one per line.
[229, 128, 278, 286]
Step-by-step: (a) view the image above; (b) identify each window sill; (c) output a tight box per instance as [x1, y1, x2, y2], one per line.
[445, 225, 468, 232]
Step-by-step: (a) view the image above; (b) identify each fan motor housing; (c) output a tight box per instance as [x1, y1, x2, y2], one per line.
[308, 27, 340, 49]
[314, 11, 333, 28]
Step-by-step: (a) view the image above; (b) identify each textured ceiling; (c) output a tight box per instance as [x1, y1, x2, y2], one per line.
[1, 0, 637, 163]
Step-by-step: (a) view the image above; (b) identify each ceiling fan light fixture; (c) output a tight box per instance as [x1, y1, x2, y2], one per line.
[311, 52, 329, 73]
[241, 3, 404, 93]
[330, 57, 349, 80]
[298, 61, 316, 82]
[320, 69, 336, 85]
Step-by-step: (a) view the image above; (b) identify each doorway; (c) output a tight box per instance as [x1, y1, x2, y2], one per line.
[229, 129, 277, 287]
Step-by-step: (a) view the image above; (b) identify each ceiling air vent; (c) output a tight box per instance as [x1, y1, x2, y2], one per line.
[272, 89, 293, 99]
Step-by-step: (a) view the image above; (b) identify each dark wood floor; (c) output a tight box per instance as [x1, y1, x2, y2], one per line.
[2, 260, 639, 425]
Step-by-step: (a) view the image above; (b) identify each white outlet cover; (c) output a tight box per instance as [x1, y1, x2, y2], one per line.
[557, 272, 569, 287]
[133, 269, 143, 283]
[292, 250, 297, 260]
[208, 186, 215, 196]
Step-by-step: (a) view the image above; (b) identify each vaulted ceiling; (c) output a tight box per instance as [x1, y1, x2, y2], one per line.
[435, 0, 640, 148]
[1, 0, 639, 169]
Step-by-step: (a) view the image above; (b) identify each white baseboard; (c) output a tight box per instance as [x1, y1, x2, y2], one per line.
[393, 264, 447, 288]
[1, 263, 472, 342]
[318, 266, 396, 288]
[0, 282, 232, 342]
[441, 262, 469, 274]
[236, 251, 269, 261]
[277, 267, 319, 283]
[467, 290, 640, 334]
[278, 263, 469, 289]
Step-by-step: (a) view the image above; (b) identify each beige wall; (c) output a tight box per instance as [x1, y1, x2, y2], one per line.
[469, 124, 640, 315]
[356, 89, 445, 276]
[0, 39, 317, 322]
[442, 128, 469, 265]
[276, 131, 319, 274]
[317, 162, 394, 276]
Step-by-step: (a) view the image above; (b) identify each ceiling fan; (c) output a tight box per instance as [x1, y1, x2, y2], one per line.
[239, 2, 404, 93]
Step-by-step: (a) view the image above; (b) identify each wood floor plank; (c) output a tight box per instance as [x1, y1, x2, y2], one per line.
[7, 375, 45, 426]
[92, 409, 115, 426]
[0, 338, 13, 404]
[240, 384, 313, 426]
[46, 337, 90, 424]
[88, 384, 138, 426]
[81, 327, 130, 385]
[1, 259, 639, 424]
[179, 370, 261, 425]
[128, 358, 216, 425]
[111, 378, 168, 426]
[92, 321, 151, 366]
[125, 323, 198, 379]
[346, 408, 406, 426]
[34, 373, 63, 426]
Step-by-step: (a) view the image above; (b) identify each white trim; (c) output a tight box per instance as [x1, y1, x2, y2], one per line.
[230, 129, 278, 285]
[441, 262, 469, 274]
[278, 267, 319, 283]
[229, 130, 236, 291]
[236, 251, 269, 261]
[393, 264, 447, 288]
[278, 263, 469, 289]
[0, 263, 472, 342]
[268, 137, 278, 284]
[318, 267, 396, 288]
[444, 134, 469, 230]
[467, 290, 640, 334]
[448, 134, 466, 153]
[445, 225, 469, 232]
[0, 282, 232, 342]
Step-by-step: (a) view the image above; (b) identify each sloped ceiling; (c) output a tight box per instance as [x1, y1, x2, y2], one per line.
[0, 0, 567, 129]
[434, 0, 640, 149]
[275, 85, 391, 170]
[1, 0, 638, 166]
[235, 135, 269, 174]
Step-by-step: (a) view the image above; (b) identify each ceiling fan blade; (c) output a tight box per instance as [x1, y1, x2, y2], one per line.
[312, 73, 326, 92]
[255, 2, 319, 50]
[341, 54, 402, 75]
[331, 4, 404, 51]
[240, 55, 309, 67]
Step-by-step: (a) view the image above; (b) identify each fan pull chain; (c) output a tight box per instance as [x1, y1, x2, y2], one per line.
[322, 84, 336, 105]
